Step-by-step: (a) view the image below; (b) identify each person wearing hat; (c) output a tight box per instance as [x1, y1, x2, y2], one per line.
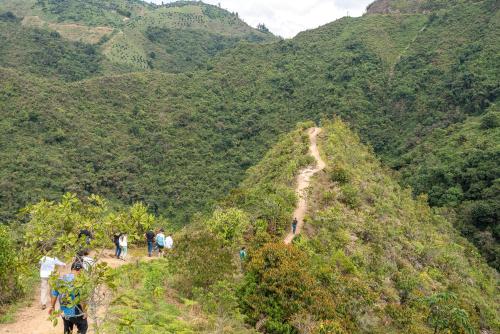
[49, 261, 88, 334]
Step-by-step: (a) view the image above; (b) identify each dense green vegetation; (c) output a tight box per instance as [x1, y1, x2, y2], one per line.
[0, 1, 275, 75]
[168, 122, 499, 333]
[0, 13, 102, 81]
[0, 226, 19, 305]
[33, 0, 148, 27]
[0, 0, 498, 268]
[399, 106, 500, 268]
[0, 66, 299, 225]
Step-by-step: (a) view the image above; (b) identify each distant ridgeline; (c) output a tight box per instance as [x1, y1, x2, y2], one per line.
[0, 0, 276, 76]
[0, 0, 498, 268]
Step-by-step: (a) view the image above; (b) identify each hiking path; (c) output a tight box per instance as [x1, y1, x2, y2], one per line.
[0, 250, 149, 334]
[284, 127, 326, 244]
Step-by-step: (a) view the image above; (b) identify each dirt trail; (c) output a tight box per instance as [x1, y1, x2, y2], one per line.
[0, 250, 149, 334]
[284, 127, 326, 244]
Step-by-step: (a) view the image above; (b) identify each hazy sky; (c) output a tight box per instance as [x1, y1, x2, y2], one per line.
[149, 0, 375, 38]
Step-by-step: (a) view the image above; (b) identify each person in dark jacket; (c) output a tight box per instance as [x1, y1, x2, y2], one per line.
[145, 230, 155, 257]
[292, 218, 298, 234]
[113, 233, 121, 259]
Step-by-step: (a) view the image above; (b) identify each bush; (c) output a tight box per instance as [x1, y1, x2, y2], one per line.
[0, 225, 19, 305]
[171, 230, 235, 296]
[340, 184, 361, 209]
[329, 165, 350, 184]
[205, 208, 249, 246]
[239, 243, 335, 333]
[480, 111, 499, 129]
[314, 320, 347, 334]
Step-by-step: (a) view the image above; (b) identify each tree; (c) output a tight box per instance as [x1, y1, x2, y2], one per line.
[205, 208, 249, 246]
[0, 225, 19, 304]
[21, 193, 155, 333]
[425, 292, 475, 334]
[257, 23, 270, 33]
[239, 243, 335, 333]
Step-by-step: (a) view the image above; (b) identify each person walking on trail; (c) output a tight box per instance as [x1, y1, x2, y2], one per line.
[49, 262, 88, 334]
[40, 256, 66, 310]
[239, 247, 247, 261]
[164, 233, 173, 254]
[78, 229, 92, 245]
[145, 230, 155, 257]
[292, 217, 298, 235]
[119, 233, 128, 261]
[113, 233, 121, 259]
[75, 249, 95, 271]
[155, 229, 166, 257]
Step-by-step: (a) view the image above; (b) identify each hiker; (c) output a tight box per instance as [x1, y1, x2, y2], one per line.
[78, 229, 92, 245]
[119, 233, 128, 261]
[164, 233, 173, 254]
[239, 247, 247, 261]
[292, 217, 298, 234]
[40, 256, 66, 310]
[49, 262, 88, 334]
[145, 230, 155, 257]
[155, 229, 166, 257]
[113, 233, 121, 259]
[76, 249, 95, 272]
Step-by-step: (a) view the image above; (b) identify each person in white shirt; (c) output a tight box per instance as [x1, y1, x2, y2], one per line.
[39, 256, 66, 309]
[76, 249, 95, 271]
[165, 234, 173, 253]
[119, 234, 128, 261]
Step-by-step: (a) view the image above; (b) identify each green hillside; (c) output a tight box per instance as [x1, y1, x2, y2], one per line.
[0, 12, 102, 81]
[0, 0, 498, 268]
[171, 121, 499, 333]
[0, 66, 292, 225]
[0, 0, 275, 75]
[398, 105, 500, 268]
[367, 0, 487, 14]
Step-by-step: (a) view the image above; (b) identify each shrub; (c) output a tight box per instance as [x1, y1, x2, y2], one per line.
[239, 243, 335, 333]
[171, 230, 235, 295]
[314, 320, 347, 334]
[205, 208, 249, 247]
[424, 292, 474, 334]
[0, 225, 19, 305]
[329, 165, 350, 184]
[480, 111, 499, 129]
[340, 184, 361, 209]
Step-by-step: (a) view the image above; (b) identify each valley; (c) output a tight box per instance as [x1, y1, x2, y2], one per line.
[0, 0, 498, 333]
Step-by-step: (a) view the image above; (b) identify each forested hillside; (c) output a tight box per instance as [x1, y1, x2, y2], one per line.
[0, 0, 275, 77]
[0, 0, 498, 269]
[170, 122, 499, 333]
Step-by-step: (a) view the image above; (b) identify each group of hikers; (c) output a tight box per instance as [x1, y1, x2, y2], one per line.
[36, 218, 298, 334]
[112, 228, 173, 260]
[38, 228, 174, 333]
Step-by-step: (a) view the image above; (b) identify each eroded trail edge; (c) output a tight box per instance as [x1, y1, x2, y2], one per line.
[284, 127, 326, 244]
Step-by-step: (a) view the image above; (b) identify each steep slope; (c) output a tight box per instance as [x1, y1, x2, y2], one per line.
[367, 0, 487, 14]
[221, 121, 499, 333]
[0, 67, 292, 224]
[399, 105, 500, 268]
[0, 0, 275, 76]
[0, 12, 102, 81]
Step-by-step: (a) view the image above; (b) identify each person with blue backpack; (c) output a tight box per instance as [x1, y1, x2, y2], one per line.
[155, 229, 166, 257]
[49, 261, 88, 334]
